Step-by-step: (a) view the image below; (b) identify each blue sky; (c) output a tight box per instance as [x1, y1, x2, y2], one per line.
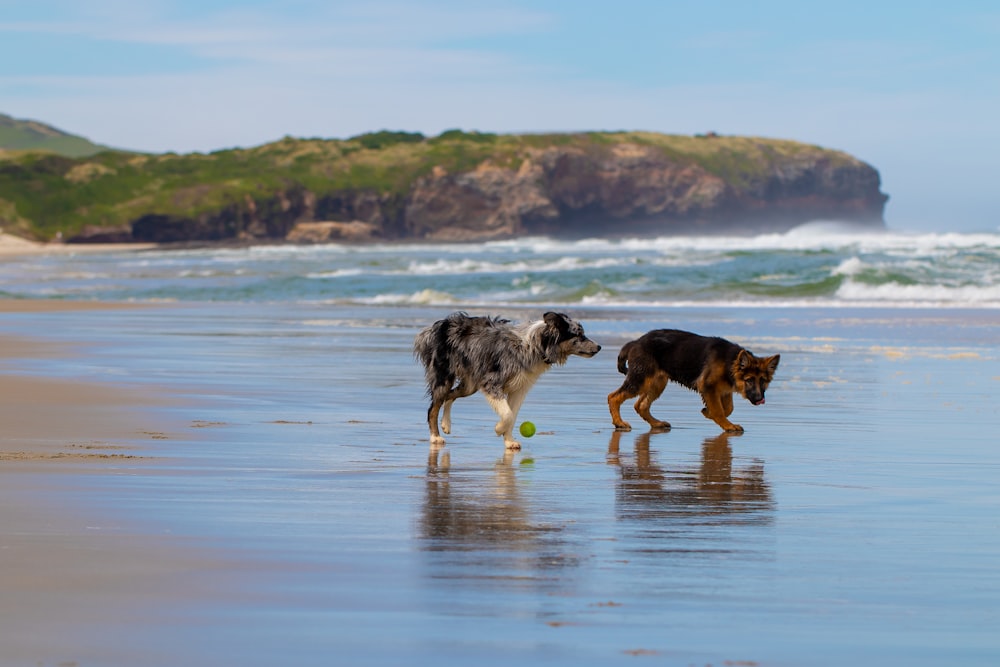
[2, 1, 998, 232]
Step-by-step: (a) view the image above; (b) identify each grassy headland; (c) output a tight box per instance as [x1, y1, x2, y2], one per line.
[0, 128, 872, 242]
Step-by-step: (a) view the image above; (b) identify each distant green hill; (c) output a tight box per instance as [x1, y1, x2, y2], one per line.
[0, 113, 112, 157]
[0, 127, 887, 243]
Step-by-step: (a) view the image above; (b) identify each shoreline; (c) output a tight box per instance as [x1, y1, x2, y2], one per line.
[0, 221, 901, 259]
[0, 232, 159, 256]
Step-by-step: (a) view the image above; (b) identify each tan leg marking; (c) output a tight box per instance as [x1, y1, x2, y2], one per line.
[701, 388, 742, 432]
[635, 372, 670, 429]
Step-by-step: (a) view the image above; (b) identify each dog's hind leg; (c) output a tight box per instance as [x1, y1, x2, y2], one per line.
[608, 384, 636, 431]
[427, 400, 446, 446]
[440, 400, 454, 435]
[427, 384, 454, 445]
[608, 382, 639, 431]
[441, 381, 476, 435]
[634, 372, 670, 430]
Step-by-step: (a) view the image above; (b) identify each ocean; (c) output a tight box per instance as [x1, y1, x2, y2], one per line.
[2, 222, 999, 666]
[2, 223, 999, 308]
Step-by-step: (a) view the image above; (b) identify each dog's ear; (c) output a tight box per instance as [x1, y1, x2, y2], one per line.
[543, 311, 569, 334]
[540, 312, 567, 364]
[764, 354, 780, 376]
[737, 349, 752, 370]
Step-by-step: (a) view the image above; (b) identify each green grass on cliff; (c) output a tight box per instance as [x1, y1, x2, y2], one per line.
[623, 131, 858, 189]
[0, 128, 864, 241]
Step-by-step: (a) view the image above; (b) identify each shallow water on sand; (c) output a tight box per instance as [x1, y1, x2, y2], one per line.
[3, 303, 999, 666]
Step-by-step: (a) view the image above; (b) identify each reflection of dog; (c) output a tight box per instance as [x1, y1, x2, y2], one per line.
[608, 329, 779, 432]
[415, 311, 601, 449]
[607, 430, 773, 521]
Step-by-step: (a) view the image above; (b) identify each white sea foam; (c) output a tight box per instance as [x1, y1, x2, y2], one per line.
[835, 280, 1000, 307]
[399, 255, 627, 276]
[366, 289, 457, 305]
[832, 257, 866, 277]
[305, 268, 365, 279]
[3, 226, 999, 308]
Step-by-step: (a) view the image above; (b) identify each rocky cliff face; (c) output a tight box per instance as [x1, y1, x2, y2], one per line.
[402, 144, 886, 241]
[67, 136, 886, 244]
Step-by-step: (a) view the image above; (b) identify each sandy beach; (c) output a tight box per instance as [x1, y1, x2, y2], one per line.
[0, 231, 157, 257]
[0, 233, 54, 256]
[0, 300, 220, 665]
[1, 294, 999, 666]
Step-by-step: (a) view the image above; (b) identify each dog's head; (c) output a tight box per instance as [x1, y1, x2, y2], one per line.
[540, 312, 601, 364]
[733, 350, 780, 406]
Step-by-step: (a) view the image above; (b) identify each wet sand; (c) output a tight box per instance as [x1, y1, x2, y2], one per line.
[0, 300, 225, 665]
[1, 300, 998, 666]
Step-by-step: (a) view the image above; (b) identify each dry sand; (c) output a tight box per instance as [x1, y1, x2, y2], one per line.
[0, 232, 49, 255]
[0, 231, 156, 257]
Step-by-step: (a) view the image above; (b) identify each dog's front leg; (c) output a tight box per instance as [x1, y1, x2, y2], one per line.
[506, 387, 529, 426]
[485, 394, 520, 449]
[701, 390, 743, 432]
[721, 392, 735, 417]
[502, 385, 533, 448]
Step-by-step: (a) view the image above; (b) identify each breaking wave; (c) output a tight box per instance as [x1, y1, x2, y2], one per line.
[1, 223, 998, 308]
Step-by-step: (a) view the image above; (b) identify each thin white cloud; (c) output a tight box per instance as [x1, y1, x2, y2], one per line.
[1, 2, 556, 53]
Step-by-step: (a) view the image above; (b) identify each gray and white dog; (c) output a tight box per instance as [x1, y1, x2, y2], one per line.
[414, 311, 601, 449]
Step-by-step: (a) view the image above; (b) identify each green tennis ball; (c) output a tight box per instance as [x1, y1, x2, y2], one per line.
[519, 421, 536, 438]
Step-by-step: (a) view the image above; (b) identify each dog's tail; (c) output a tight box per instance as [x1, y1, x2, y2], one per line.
[617, 341, 636, 375]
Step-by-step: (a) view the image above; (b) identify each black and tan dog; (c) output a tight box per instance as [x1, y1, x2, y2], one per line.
[608, 329, 779, 433]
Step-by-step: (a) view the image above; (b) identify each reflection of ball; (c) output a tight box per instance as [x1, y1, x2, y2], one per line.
[519, 421, 536, 438]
